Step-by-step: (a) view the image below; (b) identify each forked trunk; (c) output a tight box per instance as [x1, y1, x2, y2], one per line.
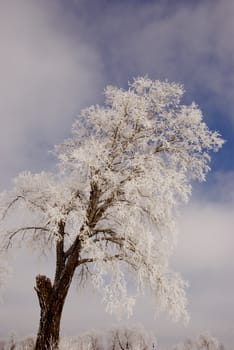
[34, 224, 81, 349]
[34, 238, 80, 350]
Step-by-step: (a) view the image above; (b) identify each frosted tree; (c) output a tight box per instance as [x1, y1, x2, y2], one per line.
[60, 332, 102, 350]
[172, 333, 225, 350]
[0, 77, 223, 350]
[108, 326, 156, 350]
[56, 327, 155, 350]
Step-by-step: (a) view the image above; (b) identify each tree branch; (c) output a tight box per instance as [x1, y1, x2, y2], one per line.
[78, 253, 125, 266]
[1, 195, 25, 220]
[53, 221, 66, 286]
[87, 181, 102, 226]
[5, 226, 50, 249]
[90, 195, 115, 227]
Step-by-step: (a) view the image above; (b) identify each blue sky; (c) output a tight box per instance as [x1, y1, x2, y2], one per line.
[0, 0, 234, 348]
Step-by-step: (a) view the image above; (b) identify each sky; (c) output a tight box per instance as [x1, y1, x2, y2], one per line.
[0, 0, 234, 348]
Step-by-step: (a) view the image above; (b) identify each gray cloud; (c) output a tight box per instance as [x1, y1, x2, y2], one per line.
[83, 0, 234, 121]
[0, 0, 104, 188]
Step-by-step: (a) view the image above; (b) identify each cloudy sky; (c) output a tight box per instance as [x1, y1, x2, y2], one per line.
[0, 0, 234, 348]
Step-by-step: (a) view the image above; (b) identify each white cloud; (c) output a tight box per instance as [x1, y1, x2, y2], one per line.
[174, 202, 234, 272]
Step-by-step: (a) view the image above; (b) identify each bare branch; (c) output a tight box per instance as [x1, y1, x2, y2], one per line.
[1, 194, 48, 222]
[1, 195, 24, 220]
[92, 236, 124, 248]
[5, 226, 50, 249]
[90, 228, 118, 238]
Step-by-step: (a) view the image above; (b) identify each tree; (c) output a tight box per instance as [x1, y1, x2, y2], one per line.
[108, 326, 156, 350]
[61, 332, 103, 350]
[172, 333, 226, 350]
[0, 77, 224, 349]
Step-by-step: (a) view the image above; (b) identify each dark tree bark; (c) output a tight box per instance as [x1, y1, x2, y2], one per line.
[34, 275, 62, 349]
[34, 261, 78, 349]
[34, 222, 81, 350]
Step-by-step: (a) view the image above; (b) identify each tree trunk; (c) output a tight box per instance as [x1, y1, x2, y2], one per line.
[34, 275, 63, 349]
[34, 239, 80, 350]
[34, 223, 82, 349]
[34, 274, 71, 350]
[34, 300, 63, 349]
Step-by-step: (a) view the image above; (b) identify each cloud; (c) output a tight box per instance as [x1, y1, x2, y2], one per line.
[78, 0, 234, 122]
[131, 194, 234, 348]
[0, 0, 103, 188]
[1, 0, 233, 189]
[174, 202, 234, 272]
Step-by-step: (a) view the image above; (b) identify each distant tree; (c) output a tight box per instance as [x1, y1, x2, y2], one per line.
[108, 326, 155, 350]
[172, 333, 226, 350]
[61, 332, 102, 350]
[60, 326, 155, 350]
[0, 335, 34, 350]
[0, 77, 224, 349]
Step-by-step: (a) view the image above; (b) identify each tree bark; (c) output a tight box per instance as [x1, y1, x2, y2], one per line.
[34, 248, 79, 349]
[34, 275, 63, 349]
[34, 297, 63, 349]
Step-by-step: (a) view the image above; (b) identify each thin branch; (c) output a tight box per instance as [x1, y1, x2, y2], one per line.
[1, 194, 49, 222]
[89, 228, 118, 238]
[92, 236, 124, 248]
[1, 195, 24, 220]
[78, 254, 125, 266]
[5, 226, 50, 248]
